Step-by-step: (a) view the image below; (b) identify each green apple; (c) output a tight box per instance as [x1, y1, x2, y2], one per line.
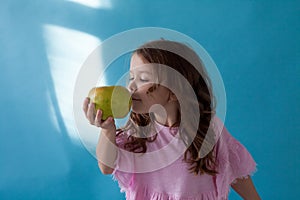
[88, 86, 132, 120]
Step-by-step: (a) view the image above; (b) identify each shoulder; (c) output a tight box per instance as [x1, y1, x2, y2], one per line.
[212, 116, 257, 176]
[211, 116, 243, 152]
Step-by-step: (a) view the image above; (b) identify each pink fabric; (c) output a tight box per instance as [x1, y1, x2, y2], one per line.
[112, 117, 257, 200]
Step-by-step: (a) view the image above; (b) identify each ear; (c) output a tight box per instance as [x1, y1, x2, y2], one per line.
[168, 91, 178, 102]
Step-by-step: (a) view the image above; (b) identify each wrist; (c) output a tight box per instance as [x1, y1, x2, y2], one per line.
[101, 128, 116, 143]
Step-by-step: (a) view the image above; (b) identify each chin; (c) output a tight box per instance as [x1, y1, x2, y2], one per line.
[131, 107, 149, 115]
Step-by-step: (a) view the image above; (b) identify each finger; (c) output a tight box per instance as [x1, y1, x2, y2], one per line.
[101, 117, 114, 128]
[94, 109, 103, 127]
[83, 97, 90, 117]
[87, 102, 96, 124]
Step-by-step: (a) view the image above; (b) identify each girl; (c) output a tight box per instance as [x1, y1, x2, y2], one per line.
[83, 40, 261, 200]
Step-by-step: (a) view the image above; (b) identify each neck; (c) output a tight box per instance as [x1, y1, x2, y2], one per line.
[154, 114, 178, 127]
[152, 104, 179, 127]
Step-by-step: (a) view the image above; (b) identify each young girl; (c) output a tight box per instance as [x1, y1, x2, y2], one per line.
[83, 40, 261, 200]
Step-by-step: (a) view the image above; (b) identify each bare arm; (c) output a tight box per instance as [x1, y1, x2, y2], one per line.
[83, 97, 117, 175]
[96, 127, 117, 174]
[231, 176, 261, 200]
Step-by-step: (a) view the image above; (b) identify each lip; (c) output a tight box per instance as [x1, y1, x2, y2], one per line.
[131, 96, 141, 101]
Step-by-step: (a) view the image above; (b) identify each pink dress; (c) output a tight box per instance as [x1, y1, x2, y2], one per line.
[111, 117, 257, 200]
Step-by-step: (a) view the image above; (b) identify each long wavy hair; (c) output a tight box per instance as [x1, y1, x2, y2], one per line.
[117, 39, 217, 175]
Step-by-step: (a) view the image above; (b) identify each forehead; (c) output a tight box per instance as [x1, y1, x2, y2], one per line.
[130, 53, 155, 73]
[130, 53, 146, 67]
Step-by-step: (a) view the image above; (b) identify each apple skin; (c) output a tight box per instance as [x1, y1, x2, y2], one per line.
[88, 86, 132, 120]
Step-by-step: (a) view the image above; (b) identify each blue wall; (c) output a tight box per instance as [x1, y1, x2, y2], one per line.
[1, 0, 299, 199]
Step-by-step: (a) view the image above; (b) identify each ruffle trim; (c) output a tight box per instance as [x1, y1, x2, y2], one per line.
[111, 169, 131, 194]
[116, 185, 218, 200]
[112, 161, 258, 200]
[216, 163, 258, 199]
[230, 166, 258, 185]
[223, 166, 258, 200]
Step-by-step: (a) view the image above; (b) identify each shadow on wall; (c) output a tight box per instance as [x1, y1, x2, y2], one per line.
[0, 0, 124, 199]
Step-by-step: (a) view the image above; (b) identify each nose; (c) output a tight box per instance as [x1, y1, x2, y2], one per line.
[128, 79, 137, 93]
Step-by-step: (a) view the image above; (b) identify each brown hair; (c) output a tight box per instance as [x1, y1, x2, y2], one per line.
[118, 39, 217, 175]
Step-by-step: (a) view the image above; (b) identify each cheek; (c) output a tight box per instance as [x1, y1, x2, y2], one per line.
[139, 83, 153, 90]
[135, 84, 154, 97]
[136, 85, 169, 104]
[145, 92, 168, 106]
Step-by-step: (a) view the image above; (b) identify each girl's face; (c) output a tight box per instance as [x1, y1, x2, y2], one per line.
[128, 53, 174, 114]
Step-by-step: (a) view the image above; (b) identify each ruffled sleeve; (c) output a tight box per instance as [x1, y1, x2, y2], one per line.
[213, 117, 257, 199]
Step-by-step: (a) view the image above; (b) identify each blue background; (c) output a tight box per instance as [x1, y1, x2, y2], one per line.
[1, 0, 299, 199]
